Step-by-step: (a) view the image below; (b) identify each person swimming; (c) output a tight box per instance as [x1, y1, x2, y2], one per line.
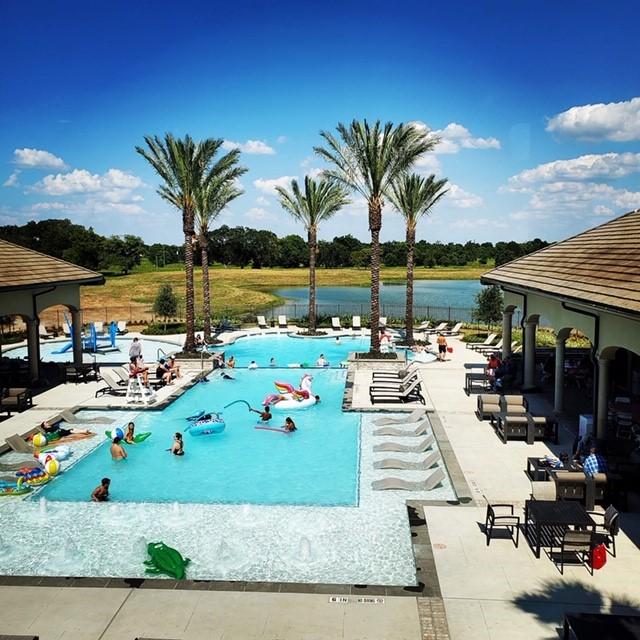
[91, 477, 110, 502]
[283, 417, 297, 432]
[250, 405, 272, 422]
[110, 437, 127, 460]
[168, 432, 184, 456]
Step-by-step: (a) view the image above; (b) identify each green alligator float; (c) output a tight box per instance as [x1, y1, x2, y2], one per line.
[104, 430, 151, 444]
[144, 541, 190, 579]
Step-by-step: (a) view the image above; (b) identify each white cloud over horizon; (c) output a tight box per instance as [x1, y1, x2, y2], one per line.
[447, 183, 483, 208]
[253, 175, 297, 195]
[12, 148, 67, 169]
[3, 170, 21, 188]
[32, 168, 144, 197]
[222, 139, 276, 155]
[411, 121, 501, 155]
[547, 97, 640, 142]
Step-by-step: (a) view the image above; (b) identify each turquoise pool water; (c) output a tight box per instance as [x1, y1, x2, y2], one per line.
[4, 337, 180, 364]
[38, 368, 360, 506]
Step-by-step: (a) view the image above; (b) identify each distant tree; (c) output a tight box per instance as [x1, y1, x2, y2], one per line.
[104, 235, 146, 274]
[473, 285, 503, 325]
[351, 247, 371, 268]
[278, 235, 309, 267]
[153, 284, 178, 331]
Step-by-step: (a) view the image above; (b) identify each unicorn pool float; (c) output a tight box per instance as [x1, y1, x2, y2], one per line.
[263, 374, 316, 410]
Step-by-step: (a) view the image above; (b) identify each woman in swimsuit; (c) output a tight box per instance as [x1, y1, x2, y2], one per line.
[169, 432, 184, 456]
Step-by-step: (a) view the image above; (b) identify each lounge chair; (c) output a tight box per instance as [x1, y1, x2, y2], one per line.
[94, 321, 104, 334]
[415, 321, 431, 331]
[52, 409, 113, 425]
[373, 418, 431, 437]
[373, 434, 435, 453]
[62, 323, 71, 337]
[5, 434, 34, 454]
[113, 367, 130, 385]
[369, 372, 420, 391]
[370, 378, 425, 404]
[372, 362, 420, 382]
[0, 458, 43, 471]
[278, 315, 288, 329]
[379, 317, 387, 329]
[474, 339, 503, 355]
[426, 322, 448, 335]
[331, 317, 342, 331]
[466, 333, 496, 350]
[38, 324, 54, 339]
[476, 394, 501, 420]
[371, 467, 446, 491]
[257, 315, 269, 330]
[351, 316, 361, 331]
[95, 372, 128, 398]
[372, 408, 427, 426]
[441, 322, 463, 336]
[374, 450, 441, 470]
[117, 320, 128, 334]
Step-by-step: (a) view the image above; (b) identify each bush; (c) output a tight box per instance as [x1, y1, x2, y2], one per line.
[142, 322, 186, 335]
[356, 351, 399, 360]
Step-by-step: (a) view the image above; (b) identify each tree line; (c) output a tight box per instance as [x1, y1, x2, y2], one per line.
[0, 218, 547, 272]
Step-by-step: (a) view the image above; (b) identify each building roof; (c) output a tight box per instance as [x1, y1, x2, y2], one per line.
[482, 209, 640, 316]
[0, 238, 104, 292]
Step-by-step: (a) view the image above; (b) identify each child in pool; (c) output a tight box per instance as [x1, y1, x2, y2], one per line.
[168, 432, 184, 456]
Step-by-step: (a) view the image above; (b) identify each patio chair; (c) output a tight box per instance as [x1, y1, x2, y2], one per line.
[351, 316, 361, 331]
[372, 408, 427, 426]
[278, 315, 288, 329]
[483, 496, 520, 547]
[369, 372, 420, 391]
[441, 322, 463, 336]
[495, 413, 557, 445]
[476, 394, 500, 420]
[331, 317, 342, 331]
[530, 480, 557, 501]
[38, 324, 54, 339]
[551, 529, 594, 575]
[52, 409, 113, 425]
[500, 395, 528, 412]
[112, 367, 130, 385]
[467, 333, 496, 351]
[372, 361, 420, 381]
[369, 378, 425, 405]
[257, 315, 269, 330]
[5, 434, 34, 454]
[426, 322, 448, 335]
[373, 434, 435, 453]
[588, 505, 620, 557]
[116, 320, 128, 334]
[94, 321, 104, 334]
[373, 417, 430, 437]
[371, 467, 445, 491]
[95, 371, 128, 398]
[0, 388, 32, 416]
[373, 450, 441, 470]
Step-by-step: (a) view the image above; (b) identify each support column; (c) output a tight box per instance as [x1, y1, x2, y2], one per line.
[554, 337, 565, 414]
[71, 309, 83, 367]
[26, 318, 40, 383]
[522, 319, 538, 390]
[596, 357, 610, 440]
[502, 309, 514, 360]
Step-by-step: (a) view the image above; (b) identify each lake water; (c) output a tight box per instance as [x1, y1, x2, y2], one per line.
[273, 280, 482, 320]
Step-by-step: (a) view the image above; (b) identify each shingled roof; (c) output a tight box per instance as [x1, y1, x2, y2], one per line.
[0, 238, 104, 292]
[482, 209, 640, 317]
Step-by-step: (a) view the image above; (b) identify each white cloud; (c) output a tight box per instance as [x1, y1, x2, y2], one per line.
[547, 97, 640, 142]
[411, 121, 500, 154]
[245, 207, 272, 220]
[276, 135, 287, 144]
[508, 152, 640, 186]
[222, 139, 275, 155]
[32, 168, 144, 196]
[253, 175, 297, 195]
[307, 167, 324, 179]
[3, 170, 20, 187]
[31, 202, 66, 211]
[414, 154, 442, 175]
[13, 148, 67, 169]
[593, 205, 614, 217]
[508, 211, 550, 221]
[447, 183, 483, 208]
[256, 195, 270, 205]
[449, 217, 507, 230]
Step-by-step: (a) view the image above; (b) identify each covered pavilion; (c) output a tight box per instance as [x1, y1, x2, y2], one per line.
[0, 238, 104, 383]
[482, 208, 640, 439]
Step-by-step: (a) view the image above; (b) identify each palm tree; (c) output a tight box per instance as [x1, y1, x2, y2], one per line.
[136, 134, 225, 352]
[195, 156, 246, 339]
[315, 120, 436, 352]
[276, 176, 350, 333]
[388, 173, 449, 343]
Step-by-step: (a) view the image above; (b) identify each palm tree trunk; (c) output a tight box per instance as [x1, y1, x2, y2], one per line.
[201, 233, 211, 340]
[405, 225, 415, 343]
[308, 227, 317, 332]
[369, 198, 382, 353]
[183, 210, 196, 352]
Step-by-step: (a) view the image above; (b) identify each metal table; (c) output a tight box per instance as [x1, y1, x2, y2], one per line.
[524, 499, 595, 558]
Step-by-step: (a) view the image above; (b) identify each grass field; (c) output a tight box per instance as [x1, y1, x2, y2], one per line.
[78, 264, 487, 319]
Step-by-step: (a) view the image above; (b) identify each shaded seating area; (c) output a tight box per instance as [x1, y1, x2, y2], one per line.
[494, 412, 559, 444]
[0, 387, 33, 416]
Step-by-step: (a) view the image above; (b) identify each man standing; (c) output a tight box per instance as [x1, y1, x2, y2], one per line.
[128, 337, 142, 361]
[582, 444, 608, 477]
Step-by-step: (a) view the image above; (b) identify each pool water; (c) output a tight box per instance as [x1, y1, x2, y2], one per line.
[4, 337, 181, 364]
[38, 368, 360, 506]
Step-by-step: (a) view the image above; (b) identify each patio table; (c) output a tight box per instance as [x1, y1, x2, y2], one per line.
[524, 499, 595, 558]
[465, 371, 488, 394]
[526, 457, 579, 481]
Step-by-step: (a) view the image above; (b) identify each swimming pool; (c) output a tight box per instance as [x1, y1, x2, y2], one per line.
[39, 368, 360, 506]
[4, 336, 181, 364]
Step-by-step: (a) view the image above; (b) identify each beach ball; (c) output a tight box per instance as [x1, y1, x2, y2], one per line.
[33, 433, 47, 448]
[114, 427, 124, 439]
[44, 458, 60, 476]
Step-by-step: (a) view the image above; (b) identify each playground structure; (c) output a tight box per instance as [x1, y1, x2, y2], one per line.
[52, 313, 119, 355]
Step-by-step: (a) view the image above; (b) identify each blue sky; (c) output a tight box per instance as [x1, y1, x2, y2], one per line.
[1, 0, 639, 244]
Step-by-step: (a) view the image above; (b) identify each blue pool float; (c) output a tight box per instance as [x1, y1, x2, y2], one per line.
[187, 412, 226, 436]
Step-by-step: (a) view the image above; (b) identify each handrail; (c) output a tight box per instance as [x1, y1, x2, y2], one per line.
[156, 347, 169, 361]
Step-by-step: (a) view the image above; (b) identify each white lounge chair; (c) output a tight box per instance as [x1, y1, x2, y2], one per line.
[373, 418, 430, 437]
[372, 366, 420, 383]
[370, 378, 425, 404]
[415, 320, 431, 331]
[379, 316, 387, 329]
[38, 324, 54, 339]
[94, 321, 104, 334]
[117, 321, 128, 334]
[351, 316, 361, 331]
[278, 315, 288, 329]
[372, 408, 427, 426]
[475, 339, 503, 355]
[467, 333, 496, 351]
[62, 324, 72, 337]
[373, 434, 435, 453]
[426, 322, 448, 335]
[371, 467, 446, 491]
[442, 322, 463, 336]
[257, 315, 269, 330]
[374, 450, 441, 470]
[331, 317, 342, 331]
[370, 373, 420, 391]
[95, 372, 127, 398]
